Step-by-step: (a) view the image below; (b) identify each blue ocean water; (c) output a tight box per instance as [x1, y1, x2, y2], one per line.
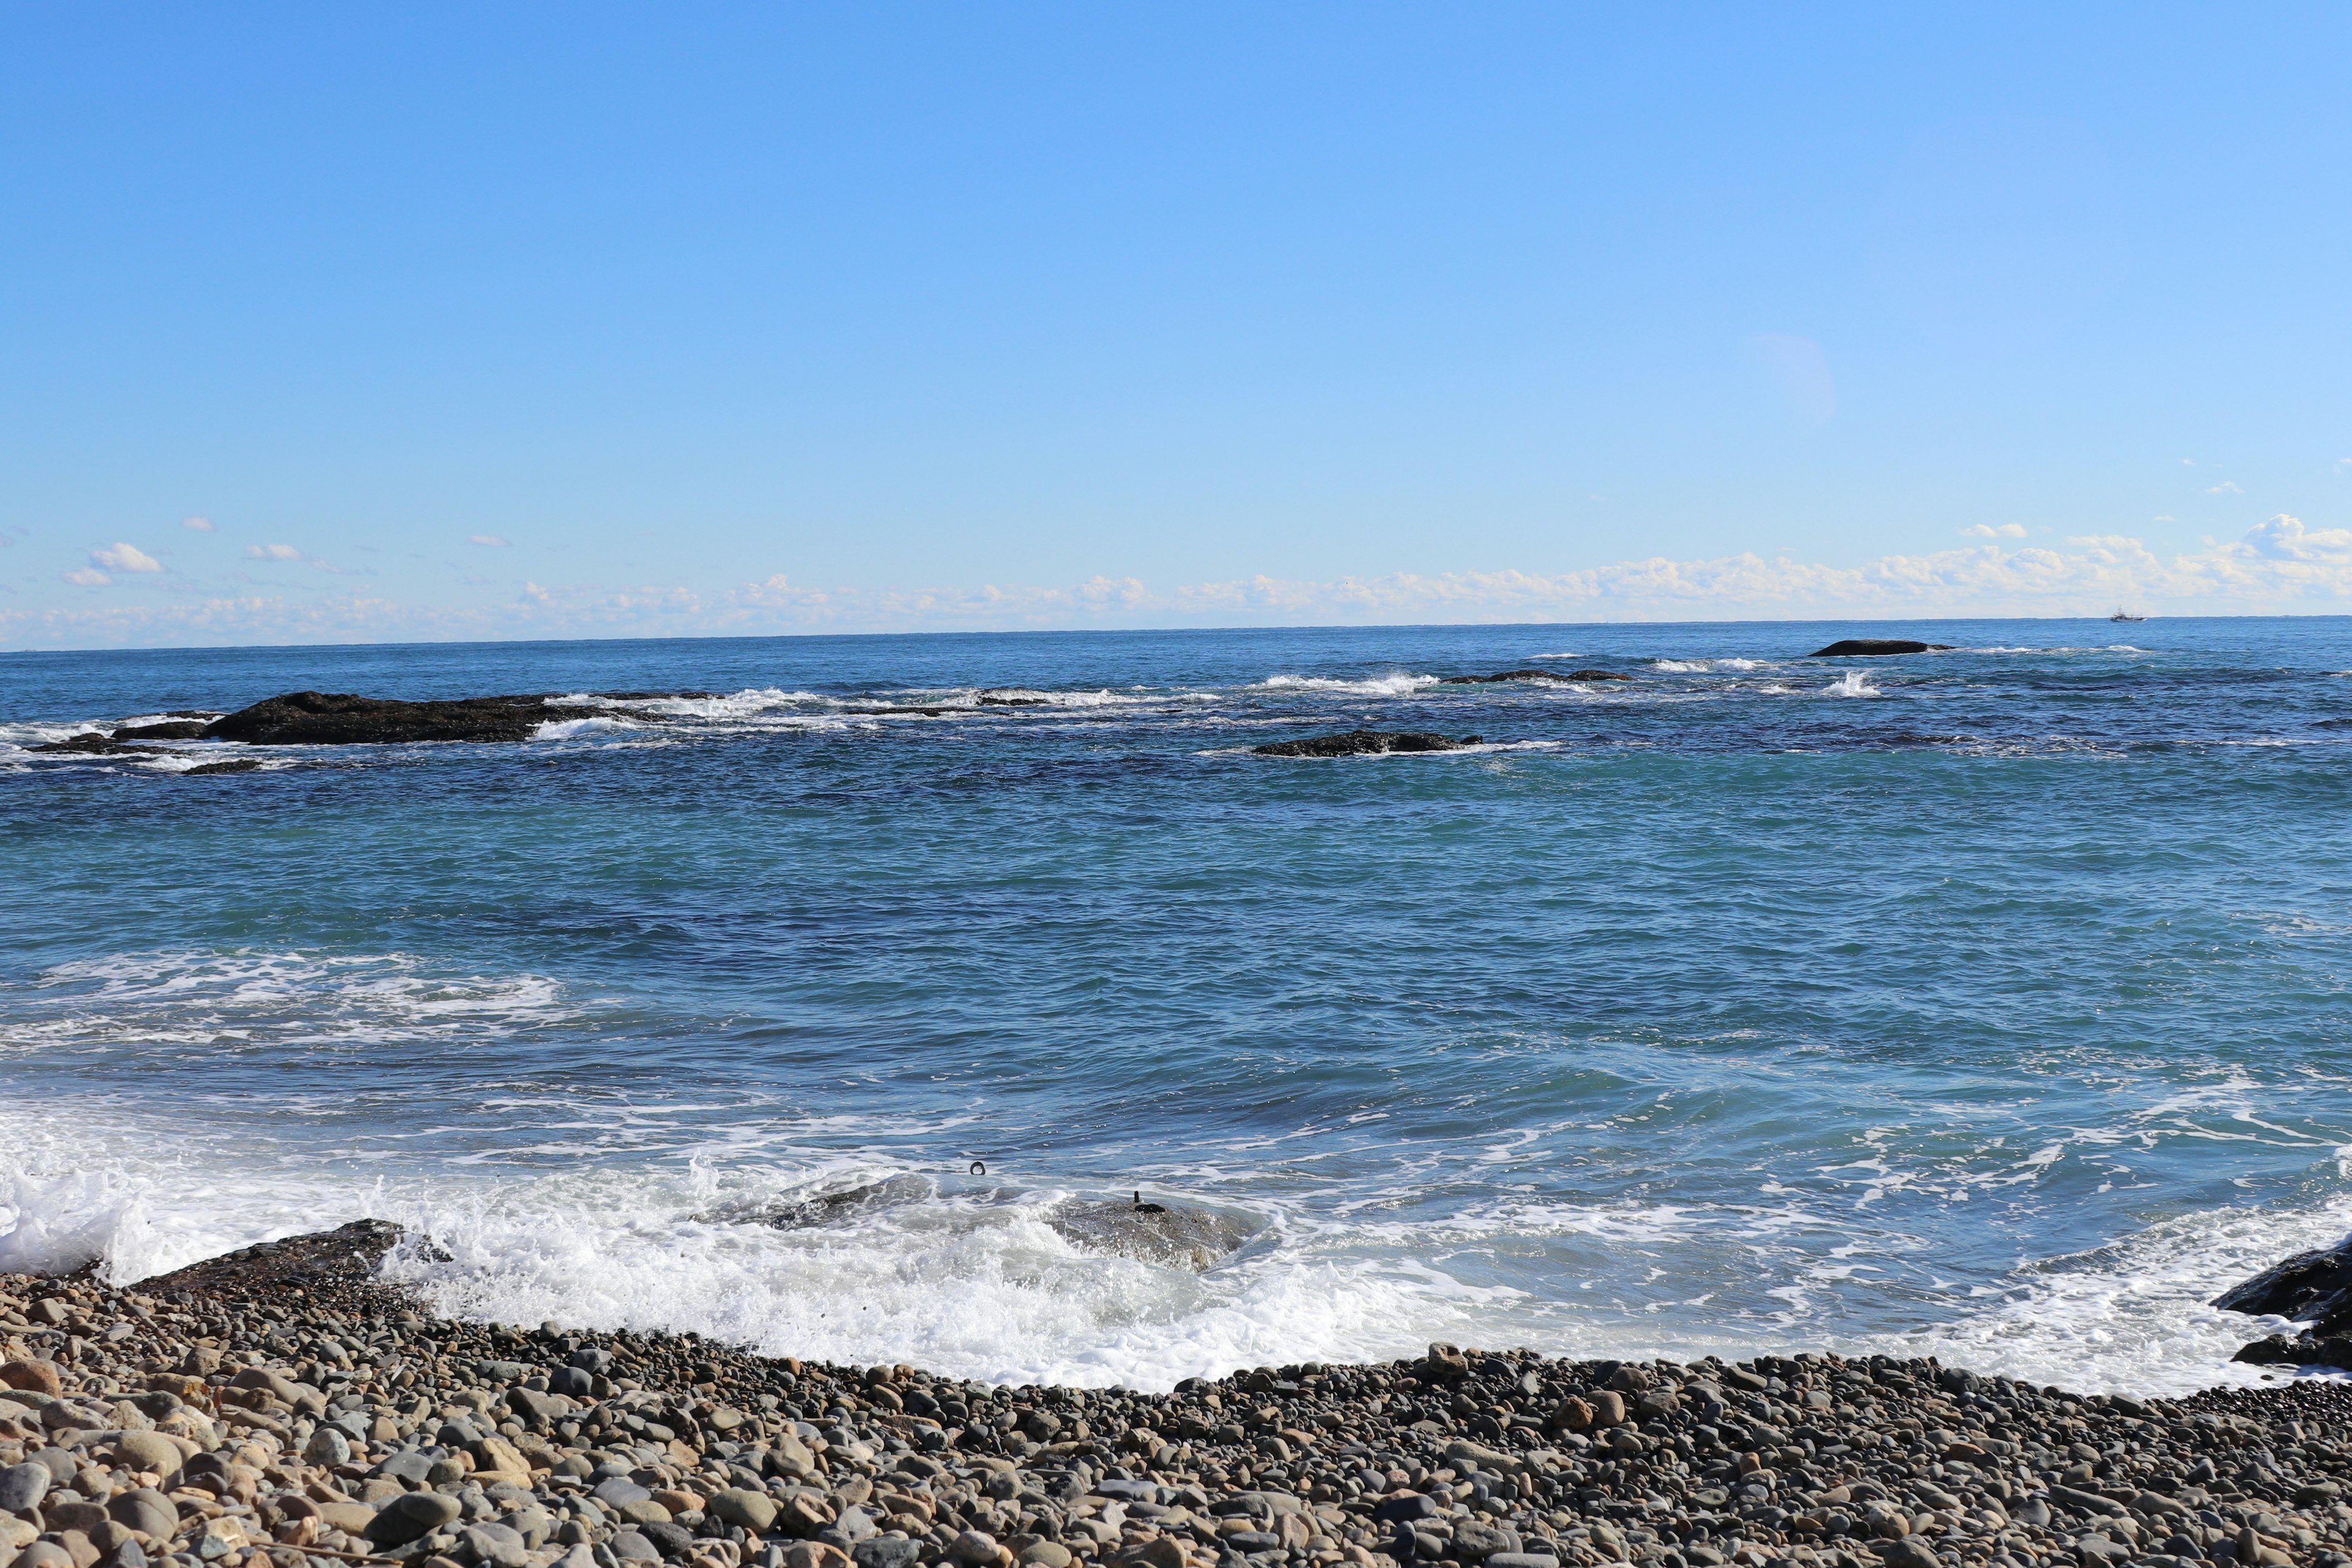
[4, 618, 2351, 1395]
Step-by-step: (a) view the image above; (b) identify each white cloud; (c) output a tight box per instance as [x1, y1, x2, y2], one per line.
[15, 514, 2352, 647]
[2154, 514, 2174, 521]
[182, 516, 216, 532]
[62, 568, 110, 587]
[91, 542, 163, 573]
[469, 534, 511, 547]
[2206, 481, 2244, 494]
[1961, 523, 2029, 538]
[246, 543, 304, 561]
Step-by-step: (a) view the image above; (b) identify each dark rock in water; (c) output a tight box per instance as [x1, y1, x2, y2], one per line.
[111, 720, 209, 740]
[205, 690, 557, 745]
[698, 1176, 935, 1231]
[1441, 669, 1576, 684]
[977, 692, 1049, 707]
[1253, 729, 1480, 757]
[31, 732, 140, 755]
[1047, 1197, 1251, 1270]
[184, 758, 263, 775]
[1442, 668, 1634, 685]
[1807, 638, 1953, 657]
[2234, 1332, 2352, 1369]
[2217, 1235, 2352, 1336]
[140, 1216, 406, 1298]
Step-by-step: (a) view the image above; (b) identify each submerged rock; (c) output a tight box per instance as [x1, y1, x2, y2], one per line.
[29, 732, 149, 755]
[1253, 729, 1480, 757]
[184, 758, 263, 775]
[699, 1176, 935, 1230]
[1046, 1196, 1251, 1271]
[1441, 669, 1631, 685]
[1807, 639, 1953, 657]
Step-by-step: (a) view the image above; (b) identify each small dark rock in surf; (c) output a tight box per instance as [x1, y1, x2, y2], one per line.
[31, 733, 153, 755]
[1253, 729, 1480, 757]
[112, 720, 211, 740]
[185, 758, 264, 775]
[1807, 638, 1953, 657]
[1442, 669, 1631, 684]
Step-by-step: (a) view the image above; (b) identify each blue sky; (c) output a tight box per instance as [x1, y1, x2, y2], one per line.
[4, 3, 2350, 646]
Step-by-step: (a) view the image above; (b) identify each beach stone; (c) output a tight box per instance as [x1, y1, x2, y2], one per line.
[227, 1366, 304, 1406]
[593, 1479, 652, 1511]
[1452, 1522, 1521, 1560]
[851, 1542, 919, 1568]
[1485, 1556, 1559, 1568]
[1588, 1390, 1627, 1426]
[617, 1500, 673, 1528]
[12, 1543, 77, 1568]
[0, 1362, 64, 1398]
[43, 1500, 110, 1539]
[1372, 1495, 1436, 1526]
[459, 1521, 529, 1567]
[102, 1490, 178, 1542]
[303, 1426, 351, 1466]
[610, 1531, 660, 1564]
[786, 1547, 851, 1568]
[1014, 1546, 1069, 1568]
[548, 1367, 594, 1398]
[949, 1532, 1002, 1566]
[637, 1521, 695, 1560]
[108, 1433, 182, 1485]
[194, 1517, 247, 1561]
[369, 1491, 465, 1547]
[708, 1490, 778, 1532]
[764, 1433, 818, 1480]
[0, 1461, 51, 1513]
[1879, 1547, 1940, 1568]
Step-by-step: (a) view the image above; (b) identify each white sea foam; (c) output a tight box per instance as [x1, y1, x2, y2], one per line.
[1256, 674, 1438, 697]
[1823, 671, 1881, 698]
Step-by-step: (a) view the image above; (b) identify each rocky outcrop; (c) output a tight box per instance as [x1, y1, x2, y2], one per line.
[1252, 730, 1480, 757]
[203, 691, 561, 745]
[1807, 639, 1953, 657]
[28, 733, 145, 755]
[2218, 1237, 2352, 1366]
[1441, 669, 1630, 684]
[111, 720, 211, 740]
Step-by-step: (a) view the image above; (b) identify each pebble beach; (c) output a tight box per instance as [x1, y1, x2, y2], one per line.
[4, 1224, 2350, 1568]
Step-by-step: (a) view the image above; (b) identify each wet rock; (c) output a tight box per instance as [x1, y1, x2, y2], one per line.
[2219, 1236, 2352, 1336]
[28, 733, 140, 755]
[183, 759, 262, 775]
[1251, 729, 1480, 758]
[205, 690, 559, 745]
[1046, 1197, 1252, 1270]
[699, 1177, 934, 1232]
[1807, 639, 1952, 657]
[110, 721, 209, 741]
[1440, 669, 1579, 684]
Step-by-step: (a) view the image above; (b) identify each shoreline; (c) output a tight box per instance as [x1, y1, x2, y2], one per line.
[5, 1226, 2351, 1568]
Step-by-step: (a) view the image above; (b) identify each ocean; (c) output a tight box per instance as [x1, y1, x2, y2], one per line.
[3, 617, 2349, 1397]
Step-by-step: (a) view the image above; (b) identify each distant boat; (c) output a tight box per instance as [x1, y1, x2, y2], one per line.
[2109, 607, 2147, 622]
